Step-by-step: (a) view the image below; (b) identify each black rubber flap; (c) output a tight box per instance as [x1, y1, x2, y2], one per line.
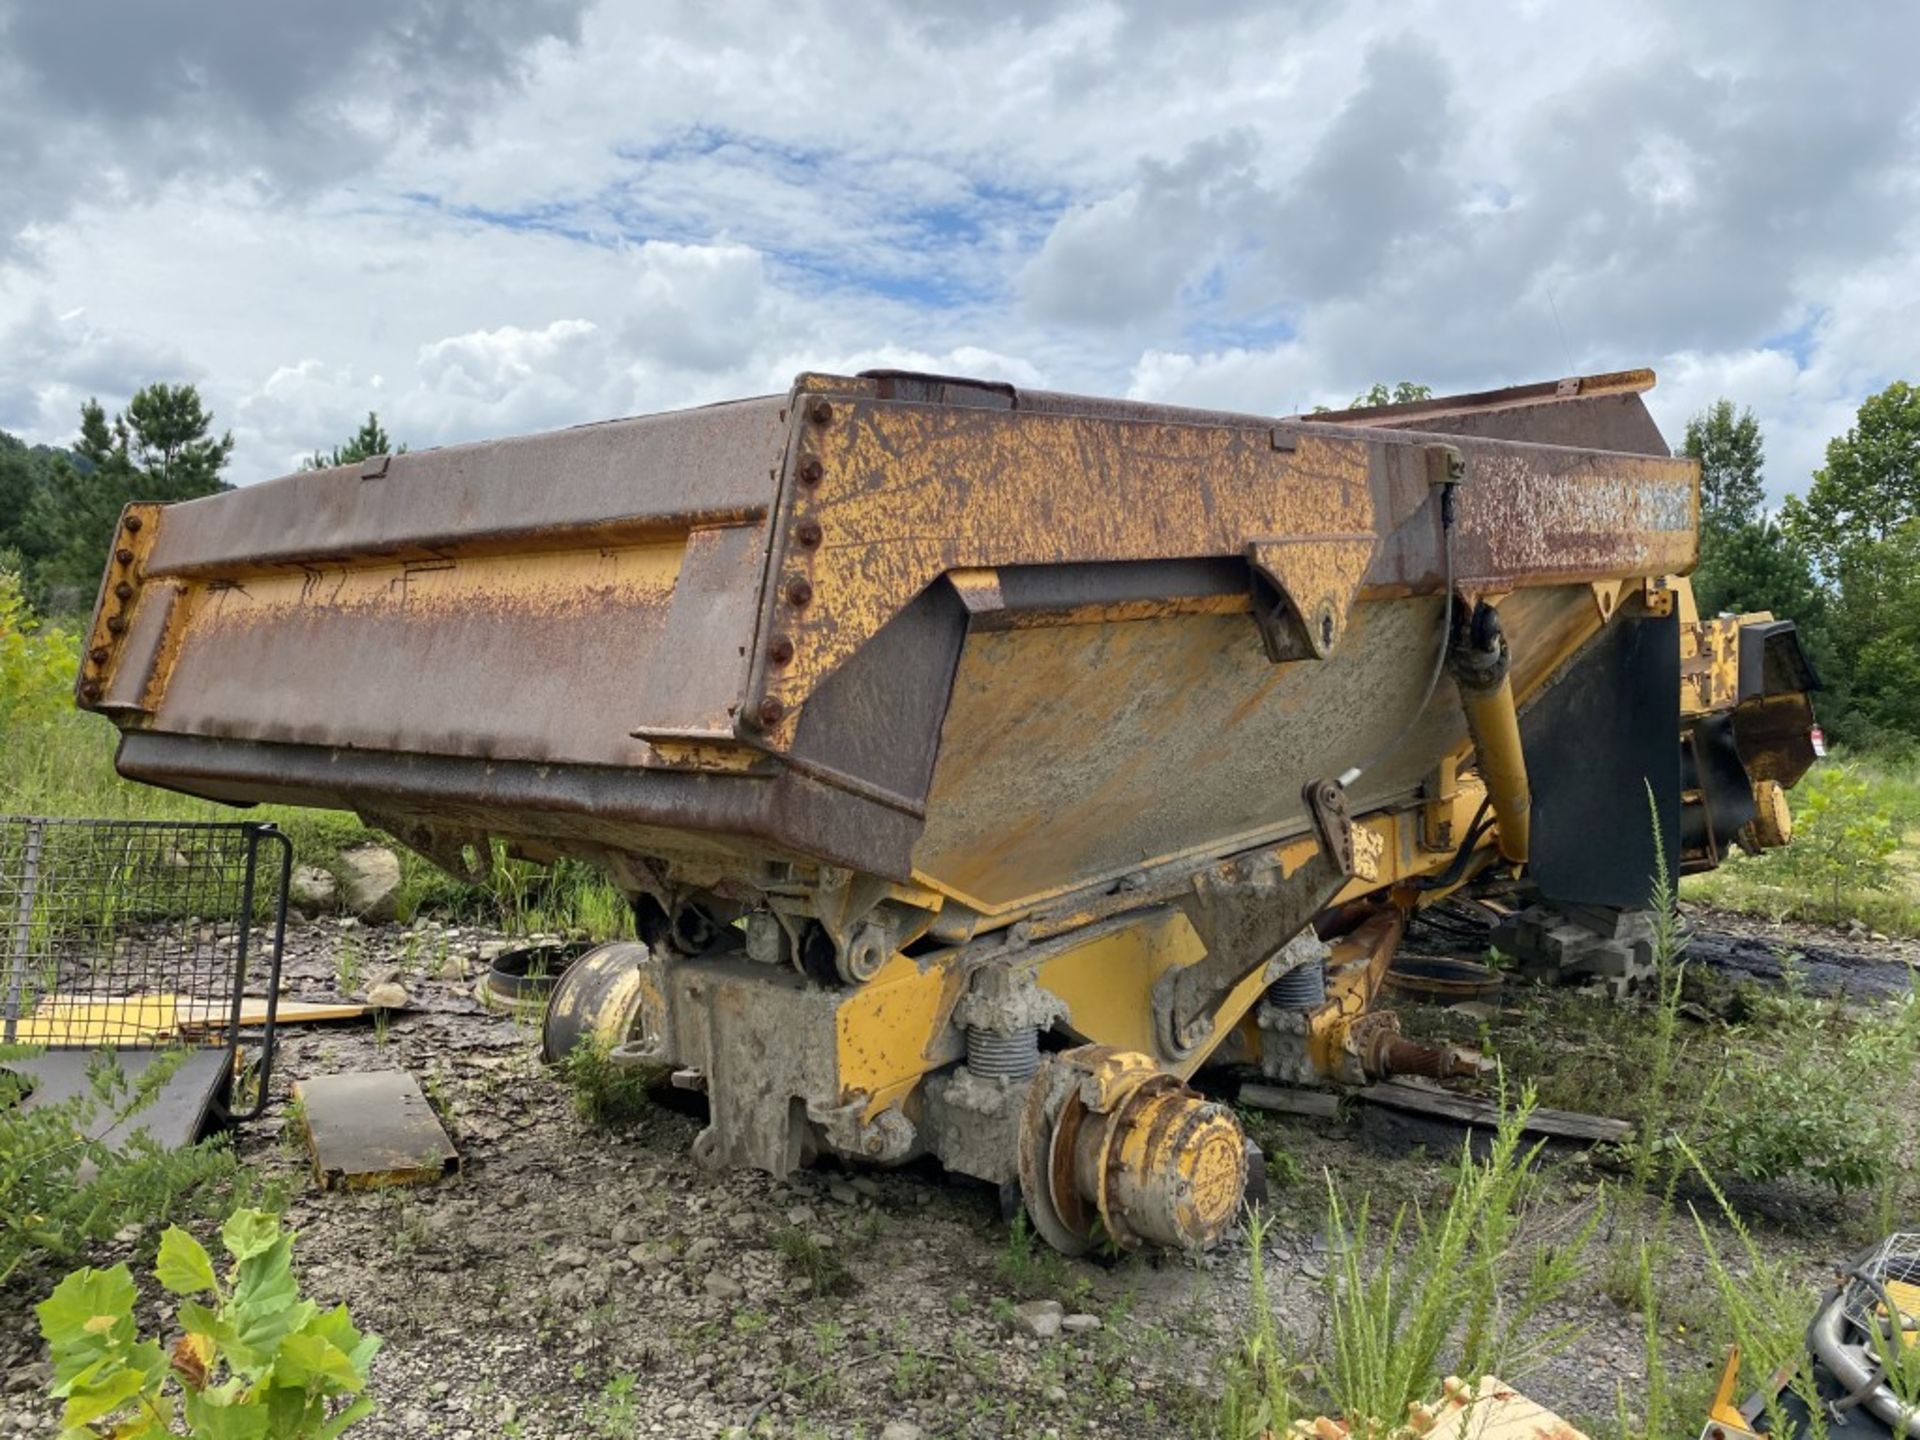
[1521, 611, 1681, 908]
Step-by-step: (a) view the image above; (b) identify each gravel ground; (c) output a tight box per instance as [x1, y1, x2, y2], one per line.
[1, 909, 1907, 1437]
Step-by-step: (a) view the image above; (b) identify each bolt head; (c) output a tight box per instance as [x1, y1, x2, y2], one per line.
[80, 681, 101, 701]
[115, 548, 134, 565]
[798, 457, 824, 486]
[807, 397, 833, 425]
[89, 647, 109, 664]
[106, 615, 126, 634]
[795, 520, 822, 549]
[757, 697, 786, 727]
[767, 635, 794, 665]
[123, 515, 143, 532]
[786, 578, 813, 607]
[114, 581, 134, 600]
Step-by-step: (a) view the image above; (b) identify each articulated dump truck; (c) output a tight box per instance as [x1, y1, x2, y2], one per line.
[77, 367, 1819, 1254]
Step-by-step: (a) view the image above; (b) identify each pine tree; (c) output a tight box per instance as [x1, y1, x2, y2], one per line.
[26, 387, 233, 606]
[303, 412, 404, 471]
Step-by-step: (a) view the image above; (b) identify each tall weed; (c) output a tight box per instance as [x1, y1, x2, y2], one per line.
[1317, 1088, 1594, 1436]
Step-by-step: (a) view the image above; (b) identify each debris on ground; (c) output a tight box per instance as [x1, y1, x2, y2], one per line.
[295, 1069, 460, 1190]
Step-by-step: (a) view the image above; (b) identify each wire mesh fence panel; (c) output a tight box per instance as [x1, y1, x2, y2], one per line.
[1842, 1231, 1920, 1335]
[0, 819, 289, 1110]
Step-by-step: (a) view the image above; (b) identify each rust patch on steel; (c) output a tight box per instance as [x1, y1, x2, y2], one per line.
[158, 543, 683, 767]
[742, 391, 1698, 745]
[75, 503, 162, 711]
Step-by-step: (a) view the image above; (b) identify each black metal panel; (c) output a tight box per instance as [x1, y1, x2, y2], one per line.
[789, 581, 968, 808]
[1681, 712, 1759, 857]
[1738, 618, 1820, 698]
[1520, 612, 1681, 908]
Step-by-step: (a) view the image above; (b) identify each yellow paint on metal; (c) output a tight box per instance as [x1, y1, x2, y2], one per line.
[188, 542, 682, 627]
[1100, 1080, 1245, 1250]
[1459, 672, 1531, 864]
[1705, 1348, 1753, 1435]
[1885, 1280, 1920, 1348]
[759, 406, 1379, 743]
[75, 502, 162, 711]
[637, 740, 771, 773]
[1302, 915, 1405, 1081]
[1744, 779, 1793, 850]
[1032, 912, 1202, 1057]
[834, 952, 962, 1117]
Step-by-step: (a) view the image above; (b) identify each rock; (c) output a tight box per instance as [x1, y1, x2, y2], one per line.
[686, 1236, 720, 1262]
[289, 865, 338, 915]
[611, 1218, 642, 1247]
[1012, 1299, 1063, 1339]
[703, 1272, 744, 1302]
[366, 981, 409, 1009]
[435, 955, 470, 981]
[827, 1179, 859, 1206]
[4, 1362, 50, 1395]
[1044, 1385, 1068, 1405]
[849, 1175, 880, 1198]
[496, 1401, 518, 1427]
[882, 1423, 926, 1440]
[338, 845, 402, 921]
[785, 1204, 816, 1226]
[1061, 1313, 1102, 1334]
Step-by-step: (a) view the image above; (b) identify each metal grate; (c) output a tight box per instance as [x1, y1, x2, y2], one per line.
[0, 817, 290, 1120]
[1842, 1231, 1920, 1338]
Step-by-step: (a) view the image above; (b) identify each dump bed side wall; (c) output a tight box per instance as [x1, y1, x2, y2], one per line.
[86, 372, 1699, 911]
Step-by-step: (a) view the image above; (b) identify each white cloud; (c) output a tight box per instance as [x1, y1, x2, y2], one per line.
[0, 0, 1914, 507]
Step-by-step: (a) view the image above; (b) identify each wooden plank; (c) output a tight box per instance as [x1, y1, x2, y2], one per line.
[1358, 1080, 1632, 1144]
[16, 995, 185, 1045]
[30, 993, 381, 1043]
[1239, 1082, 1343, 1119]
[190, 998, 373, 1031]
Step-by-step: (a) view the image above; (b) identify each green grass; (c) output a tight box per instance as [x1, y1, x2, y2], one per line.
[1685, 751, 1920, 936]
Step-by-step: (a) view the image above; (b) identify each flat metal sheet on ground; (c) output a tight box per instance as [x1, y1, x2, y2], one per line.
[296, 1070, 460, 1190]
[5, 1047, 229, 1152]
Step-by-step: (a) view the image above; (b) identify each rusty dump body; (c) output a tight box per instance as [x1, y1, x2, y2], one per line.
[80, 367, 1818, 1252]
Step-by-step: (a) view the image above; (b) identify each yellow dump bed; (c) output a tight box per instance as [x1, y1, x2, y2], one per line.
[80, 369, 1697, 923]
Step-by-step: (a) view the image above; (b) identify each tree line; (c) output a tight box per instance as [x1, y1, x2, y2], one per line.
[1687, 382, 1920, 749]
[3, 376, 1917, 747]
[0, 386, 398, 611]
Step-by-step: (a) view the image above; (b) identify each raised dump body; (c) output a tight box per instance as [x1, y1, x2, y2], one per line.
[79, 368, 1816, 1252]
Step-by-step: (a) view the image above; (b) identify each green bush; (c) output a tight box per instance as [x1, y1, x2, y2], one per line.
[558, 1033, 654, 1129]
[0, 568, 76, 734]
[1697, 988, 1920, 1196]
[1763, 763, 1901, 922]
[1, 1046, 254, 1286]
[36, 1208, 380, 1437]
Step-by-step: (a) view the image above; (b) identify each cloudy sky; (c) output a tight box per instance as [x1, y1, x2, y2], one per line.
[1, 1, 1914, 500]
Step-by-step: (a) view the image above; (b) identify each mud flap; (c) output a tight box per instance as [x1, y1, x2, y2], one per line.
[1519, 610, 1680, 908]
